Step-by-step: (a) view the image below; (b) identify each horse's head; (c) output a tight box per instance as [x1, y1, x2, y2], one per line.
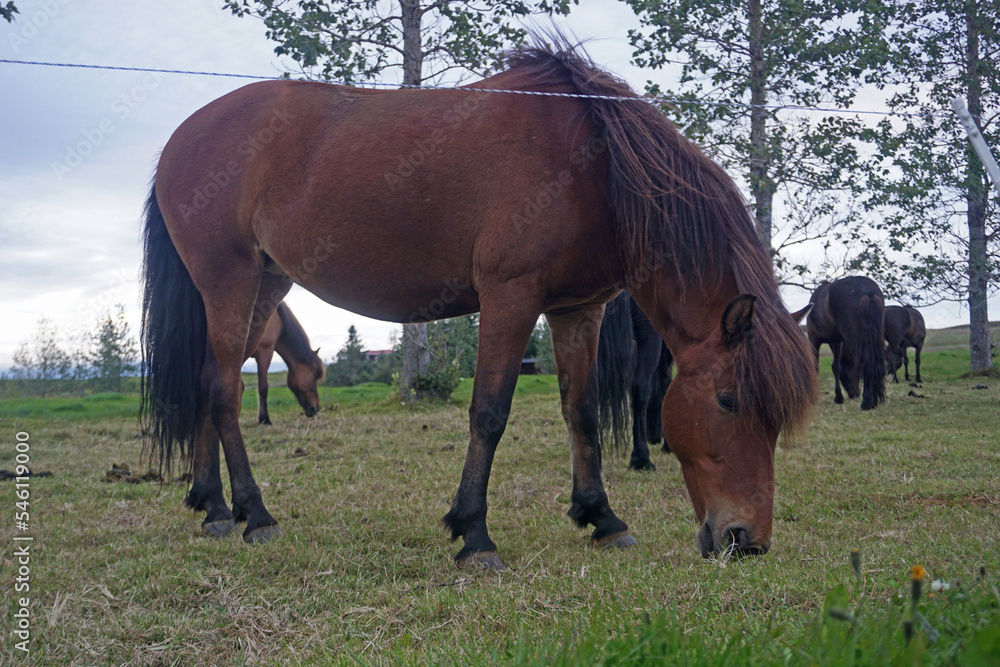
[287, 351, 325, 418]
[661, 294, 815, 558]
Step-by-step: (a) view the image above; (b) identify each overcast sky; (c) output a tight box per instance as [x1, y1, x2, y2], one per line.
[0, 0, 990, 373]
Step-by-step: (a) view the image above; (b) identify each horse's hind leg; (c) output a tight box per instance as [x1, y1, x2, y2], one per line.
[914, 343, 923, 383]
[196, 271, 290, 543]
[443, 297, 540, 570]
[187, 409, 234, 538]
[652, 345, 673, 453]
[548, 305, 635, 549]
[831, 343, 845, 404]
[629, 318, 661, 471]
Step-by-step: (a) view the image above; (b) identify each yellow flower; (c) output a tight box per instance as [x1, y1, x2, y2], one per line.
[910, 565, 925, 606]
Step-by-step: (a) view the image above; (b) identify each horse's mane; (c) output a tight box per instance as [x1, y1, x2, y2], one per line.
[504, 38, 817, 433]
[276, 303, 322, 369]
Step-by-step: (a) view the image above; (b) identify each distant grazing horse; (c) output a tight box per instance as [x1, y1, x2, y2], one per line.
[250, 302, 325, 424]
[597, 292, 674, 472]
[884, 305, 925, 384]
[807, 277, 886, 410]
[140, 39, 817, 567]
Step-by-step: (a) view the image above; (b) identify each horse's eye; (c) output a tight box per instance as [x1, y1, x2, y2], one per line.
[717, 392, 736, 413]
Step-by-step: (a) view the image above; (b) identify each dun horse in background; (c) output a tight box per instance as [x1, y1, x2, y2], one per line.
[807, 277, 886, 410]
[250, 303, 325, 424]
[597, 292, 674, 472]
[884, 305, 926, 384]
[140, 39, 817, 567]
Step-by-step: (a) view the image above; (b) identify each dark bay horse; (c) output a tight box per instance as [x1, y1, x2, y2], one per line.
[884, 305, 925, 383]
[140, 41, 817, 566]
[806, 277, 886, 410]
[598, 291, 674, 472]
[250, 302, 325, 424]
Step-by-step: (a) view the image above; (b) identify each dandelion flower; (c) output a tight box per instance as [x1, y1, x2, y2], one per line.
[910, 564, 925, 605]
[930, 579, 951, 593]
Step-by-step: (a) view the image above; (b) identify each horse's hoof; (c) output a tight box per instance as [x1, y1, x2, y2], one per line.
[594, 531, 638, 550]
[629, 460, 656, 472]
[203, 519, 236, 539]
[456, 550, 506, 571]
[834, 395, 844, 404]
[243, 524, 281, 544]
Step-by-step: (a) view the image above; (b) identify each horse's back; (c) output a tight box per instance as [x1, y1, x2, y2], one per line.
[906, 307, 927, 343]
[806, 281, 838, 343]
[884, 305, 909, 341]
[154, 75, 621, 324]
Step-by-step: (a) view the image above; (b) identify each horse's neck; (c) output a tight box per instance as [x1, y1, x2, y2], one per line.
[629, 273, 730, 358]
[274, 323, 314, 367]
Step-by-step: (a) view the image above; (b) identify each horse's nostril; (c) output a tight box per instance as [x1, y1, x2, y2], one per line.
[729, 526, 747, 546]
[723, 524, 767, 558]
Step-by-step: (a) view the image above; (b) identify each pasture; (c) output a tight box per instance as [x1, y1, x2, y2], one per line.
[1, 342, 999, 664]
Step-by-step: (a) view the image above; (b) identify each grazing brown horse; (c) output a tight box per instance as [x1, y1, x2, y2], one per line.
[884, 305, 925, 384]
[140, 40, 817, 566]
[250, 302, 325, 424]
[598, 294, 813, 473]
[807, 277, 886, 410]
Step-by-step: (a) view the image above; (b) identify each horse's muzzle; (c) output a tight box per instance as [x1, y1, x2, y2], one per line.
[304, 405, 319, 418]
[698, 521, 769, 559]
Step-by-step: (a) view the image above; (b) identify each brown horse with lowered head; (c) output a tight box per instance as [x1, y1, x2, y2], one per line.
[250, 302, 325, 424]
[140, 40, 816, 567]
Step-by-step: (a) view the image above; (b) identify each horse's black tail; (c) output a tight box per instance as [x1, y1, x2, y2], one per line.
[139, 183, 206, 471]
[597, 292, 636, 455]
[857, 291, 886, 410]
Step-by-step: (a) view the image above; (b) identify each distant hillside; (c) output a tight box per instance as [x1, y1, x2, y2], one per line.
[924, 321, 1000, 351]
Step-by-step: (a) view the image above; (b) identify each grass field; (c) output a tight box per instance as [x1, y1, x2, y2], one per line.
[1, 342, 998, 664]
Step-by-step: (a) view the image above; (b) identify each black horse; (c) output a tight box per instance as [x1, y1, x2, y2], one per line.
[884, 305, 926, 384]
[597, 292, 674, 471]
[807, 277, 887, 410]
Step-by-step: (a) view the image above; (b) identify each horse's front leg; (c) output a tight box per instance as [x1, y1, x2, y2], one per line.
[255, 348, 274, 425]
[548, 305, 636, 549]
[442, 298, 539, 570]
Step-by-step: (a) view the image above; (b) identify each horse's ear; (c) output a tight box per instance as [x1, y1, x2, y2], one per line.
[790, 303, 812, 325]
[721, 294, 756, 348]
[314, 347, 321, 355]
